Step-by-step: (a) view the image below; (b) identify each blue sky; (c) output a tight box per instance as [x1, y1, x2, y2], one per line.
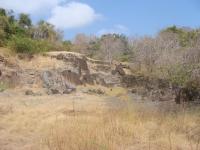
[0, 0, 200, 39]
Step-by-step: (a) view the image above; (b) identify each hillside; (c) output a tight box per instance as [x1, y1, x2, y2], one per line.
[0, 4, 200, 150]
[0, 50, 200, 150]
[0, 49, 200, 103]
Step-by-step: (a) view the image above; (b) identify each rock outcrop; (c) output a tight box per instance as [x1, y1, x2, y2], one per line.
[0, 55, 20, 88]
[0, 51, 199, 103]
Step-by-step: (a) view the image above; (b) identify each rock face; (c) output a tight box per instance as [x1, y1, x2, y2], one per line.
[42, 70, 80, 94]
[122, 75, 174, 101]
[46, 52, 123, 87]
[114, 64, 126, 76]
[0, 54, 21, 88]
[1, 51, 199, 103]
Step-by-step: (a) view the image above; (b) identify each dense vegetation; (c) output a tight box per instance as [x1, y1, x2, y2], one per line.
[0, 8, 70, 53]
[0, 8, 200, 89]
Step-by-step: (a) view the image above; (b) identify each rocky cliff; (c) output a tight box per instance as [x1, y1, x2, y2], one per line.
[0, 51, 199, 103]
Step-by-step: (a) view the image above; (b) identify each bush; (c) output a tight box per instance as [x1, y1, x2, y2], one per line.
[167, 64, 192, 86]
[8, 36, 51, 54]
[0, 82, 7, 92]
[0, 29, 7, 46]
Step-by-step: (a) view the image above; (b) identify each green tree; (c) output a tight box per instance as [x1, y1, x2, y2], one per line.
[19, 13, 32, 28]
[63, 40, 72, 51]
[32, 20, 62, 41]
[0, 8, 6, 16]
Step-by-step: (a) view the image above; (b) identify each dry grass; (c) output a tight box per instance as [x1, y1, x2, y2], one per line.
[78, 85, 129, 101]
[0, 88, 199, 150]
[43, 101, 200, 150]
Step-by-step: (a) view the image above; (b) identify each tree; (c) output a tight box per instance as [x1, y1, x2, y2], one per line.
[0, 15, 11, 45]
[19, 13, 32, 28]
[63, 40, 72, 51]
[99, 34, 129, 63]
[32, 20, 62, 42]
[73, 33, 90, 54]
[0, 8, 6, 16]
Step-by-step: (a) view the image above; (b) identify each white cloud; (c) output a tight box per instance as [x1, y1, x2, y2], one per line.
[0, 0, 62, 15]
[48, 2, 101, 29]
[0, 1, 101, 29]
[98, 24, 129, 36]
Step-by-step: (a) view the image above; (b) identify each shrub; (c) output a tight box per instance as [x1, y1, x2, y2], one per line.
[8, 36, 51, 54]
[167, 64, 192, 86]
[0, 82, 7, 92]
[0, 29, 7, 46]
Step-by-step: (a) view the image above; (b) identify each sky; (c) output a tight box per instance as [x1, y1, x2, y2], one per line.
[0, 0, 200, 39]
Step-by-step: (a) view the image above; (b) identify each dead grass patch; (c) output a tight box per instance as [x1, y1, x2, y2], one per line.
[43, 102, 200, 150]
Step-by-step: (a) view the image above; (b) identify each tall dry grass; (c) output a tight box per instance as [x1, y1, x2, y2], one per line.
[43, 102, 200, 150]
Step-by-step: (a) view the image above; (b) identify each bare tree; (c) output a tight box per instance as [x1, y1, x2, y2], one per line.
[99, 34, 128, 63]
[73, 33, 90, 54]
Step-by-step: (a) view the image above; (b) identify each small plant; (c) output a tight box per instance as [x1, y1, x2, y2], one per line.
[0, 82, 7, 92]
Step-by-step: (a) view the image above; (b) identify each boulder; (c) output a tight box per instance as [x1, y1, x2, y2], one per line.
[49, 88, 60, 95]
[25, 90, 42, 96]
[25, 90, 34, 96]
[63, 88, 76, 94]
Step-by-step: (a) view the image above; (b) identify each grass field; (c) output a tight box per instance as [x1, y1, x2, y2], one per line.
[0, 87, 199, 150]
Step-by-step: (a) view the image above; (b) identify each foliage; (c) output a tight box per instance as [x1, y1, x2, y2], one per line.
[18, 13, 32, 28]
[0, 7, 64, 54]
[162, 25, 199, 47]
[62, 40, 72, 51]
[167, 64, 192, 86]
[0, 82, 7, 92]
[0, 8, 6, 16]
[8, 36, 51, 54]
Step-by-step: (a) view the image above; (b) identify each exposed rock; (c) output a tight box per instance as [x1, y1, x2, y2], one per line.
[130, 88, 137, 94]
[0, 55, 5, 63]
[51, 52, 90, 75]
[61, 70, 82, 86]
[0, 71, 19, 88]
[25, 90, 42, 96]
[18, 54, 34, 60]
[95, 77, 107, 86]
[95, 64, 111, 73]
[111, 70, 117, 75]
[56, 54, 64, 60]
[82, 74, 94, 85]
[87, 88, 105, 95]
[25, 90, 34, 96]
[49, 88, 60, 95]
[42, 70, 82, 95]
[63, 88, 76, 94]
[2, 51, 199, 104]
[115, 64, 126, 76]
[74, 57, 90, 75]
